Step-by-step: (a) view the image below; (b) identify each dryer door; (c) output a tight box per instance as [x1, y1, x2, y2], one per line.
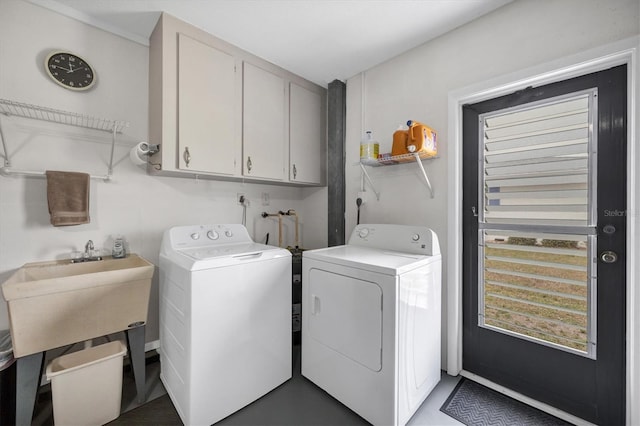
[308, 268, 383, 371]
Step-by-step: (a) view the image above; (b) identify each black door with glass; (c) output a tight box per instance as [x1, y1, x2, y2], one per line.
[462, 65, 626, 425]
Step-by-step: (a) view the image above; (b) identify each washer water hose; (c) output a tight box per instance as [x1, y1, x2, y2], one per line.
[279, 209, 299, 248]
[261, 211, 283, 247]
[262, 209, 301, 248]
[356, 198, 363, 225]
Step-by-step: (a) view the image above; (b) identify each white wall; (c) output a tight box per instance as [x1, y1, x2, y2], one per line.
[345, 0, 640, 365]
[0, 0, 328, 343]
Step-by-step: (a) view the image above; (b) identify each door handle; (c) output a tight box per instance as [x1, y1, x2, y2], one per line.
[600, 251, 618, 264]
[311, 294, 320, 315]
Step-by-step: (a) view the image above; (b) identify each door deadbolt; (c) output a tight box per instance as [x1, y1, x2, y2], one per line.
[600, 251, 618, 264]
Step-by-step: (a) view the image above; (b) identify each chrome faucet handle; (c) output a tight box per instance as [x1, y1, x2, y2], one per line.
[70, 240, 101, 263]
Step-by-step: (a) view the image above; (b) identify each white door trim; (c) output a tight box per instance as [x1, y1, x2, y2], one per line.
[447, 36, 639, 425]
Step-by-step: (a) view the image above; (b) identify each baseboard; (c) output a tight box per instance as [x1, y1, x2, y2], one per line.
[145, 339, 160, 353]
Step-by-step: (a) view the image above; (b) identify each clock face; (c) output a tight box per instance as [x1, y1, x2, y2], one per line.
[45, 51, 96, 91]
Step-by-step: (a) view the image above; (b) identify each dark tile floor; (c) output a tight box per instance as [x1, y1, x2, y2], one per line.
[33, 345, 462, 425]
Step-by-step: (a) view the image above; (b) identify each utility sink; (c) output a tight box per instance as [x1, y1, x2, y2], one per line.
[2, 254, 154, 358]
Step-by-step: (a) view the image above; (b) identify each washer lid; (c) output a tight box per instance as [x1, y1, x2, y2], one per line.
[178, 242, 278, 261]
[303, 245, 439, 275]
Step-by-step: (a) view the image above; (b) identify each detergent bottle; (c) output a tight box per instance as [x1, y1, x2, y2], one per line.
[360, 131, 379, 165]
[406, 120, 437, 158]
[391, 124, 409, 157]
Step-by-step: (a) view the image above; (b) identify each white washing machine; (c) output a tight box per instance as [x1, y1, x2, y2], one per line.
[302, 224, 441, 426]
[159, 224, 291, 426]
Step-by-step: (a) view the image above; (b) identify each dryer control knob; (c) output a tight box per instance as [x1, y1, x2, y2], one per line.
[190, 233, 200, 240]
[225, 230, 233, 238]
[358, 228, 369, 238]
[412, 234, 420, 242]
[207, 230, 219, 240]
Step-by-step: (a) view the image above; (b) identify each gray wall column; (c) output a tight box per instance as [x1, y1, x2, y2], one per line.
[327, 79, 346, 247]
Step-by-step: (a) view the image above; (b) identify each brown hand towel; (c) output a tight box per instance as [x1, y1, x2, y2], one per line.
[45, 171, 90, 226]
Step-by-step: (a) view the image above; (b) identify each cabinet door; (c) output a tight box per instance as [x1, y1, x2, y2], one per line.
[178, 33, 238, 175]
[243, 62, 285, 180]
[289, 83, 324, 184]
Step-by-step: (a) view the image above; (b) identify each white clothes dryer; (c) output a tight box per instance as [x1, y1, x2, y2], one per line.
[159, 224, 291, 426]
[302, 224, 441, 426]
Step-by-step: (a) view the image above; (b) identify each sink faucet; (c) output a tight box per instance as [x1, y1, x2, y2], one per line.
[85, 240, 94, 254]
[71, 240, 102, 263]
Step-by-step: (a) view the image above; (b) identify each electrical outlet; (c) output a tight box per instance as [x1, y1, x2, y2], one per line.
[237, 193, 246, 205]
[261, 192, 270, 206]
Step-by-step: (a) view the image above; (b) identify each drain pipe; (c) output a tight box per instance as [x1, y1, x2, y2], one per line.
[261, 211, 283, 247]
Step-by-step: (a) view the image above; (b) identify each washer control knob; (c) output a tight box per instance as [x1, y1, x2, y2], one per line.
[412, 234, 420, 242]
[358, 228, 369, 238]
[207, 230, 219, 240]
[225, 230, 233, 238]
[190, 233, 200, 240]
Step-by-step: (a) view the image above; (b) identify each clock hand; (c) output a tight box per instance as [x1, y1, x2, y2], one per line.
[68, 66, 89, 73]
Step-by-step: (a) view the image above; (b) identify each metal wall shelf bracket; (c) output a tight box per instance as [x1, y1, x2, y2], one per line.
[358, 162, 381, 201]
[359, 152, 436, 199]
[412, 153, 435, 198]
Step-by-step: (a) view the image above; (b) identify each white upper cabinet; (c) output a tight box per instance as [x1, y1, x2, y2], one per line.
[149, 13, 325, 186]
[177, 33, 238, 175]
[289, 83, 325, 185]
[242, 62, 286, 181]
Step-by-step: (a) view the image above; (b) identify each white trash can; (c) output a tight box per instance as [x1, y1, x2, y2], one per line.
[46, 340, 127, 426]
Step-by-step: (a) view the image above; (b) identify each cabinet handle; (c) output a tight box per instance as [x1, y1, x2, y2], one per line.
[183, 147, 191, 168]
[292, 164, 297, 179]
[247, 156, 252, 173]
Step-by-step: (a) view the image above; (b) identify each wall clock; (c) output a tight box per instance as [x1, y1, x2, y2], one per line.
[44, 51, 96, 91]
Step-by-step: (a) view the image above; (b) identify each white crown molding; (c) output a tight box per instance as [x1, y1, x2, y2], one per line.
[26, 0, 150, 46]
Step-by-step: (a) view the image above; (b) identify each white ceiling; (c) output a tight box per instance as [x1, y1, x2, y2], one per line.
[28, 0, 513, 87]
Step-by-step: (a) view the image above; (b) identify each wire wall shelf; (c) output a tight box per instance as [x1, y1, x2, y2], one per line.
[0, 99, 129, 133]
[359, 152, 437, 199]
[0, 98, 130, 181]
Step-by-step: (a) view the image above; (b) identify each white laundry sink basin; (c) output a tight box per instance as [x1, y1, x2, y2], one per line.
[2, 254, 154, 357]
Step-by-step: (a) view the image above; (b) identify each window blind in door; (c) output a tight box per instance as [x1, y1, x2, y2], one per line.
[482, 93, 595, 227]
[478, 90, 598, 357]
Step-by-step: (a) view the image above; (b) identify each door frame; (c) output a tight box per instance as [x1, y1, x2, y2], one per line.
[447, 36, 639, 425]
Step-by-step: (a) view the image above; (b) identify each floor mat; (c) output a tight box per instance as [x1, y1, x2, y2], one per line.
[440, 378, 572, 426]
